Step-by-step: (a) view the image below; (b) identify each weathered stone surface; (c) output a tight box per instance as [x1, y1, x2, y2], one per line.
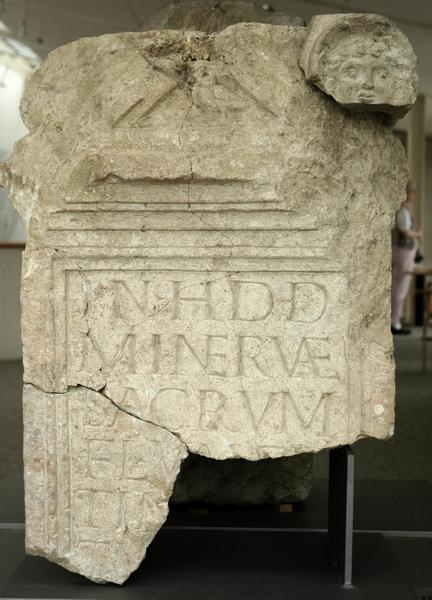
[143, 0, 313, 508]
[142, 0, 304, 32]
[0, 20, 414, 583]
[172, 453, 312, 505]
[300, 13, 418, 118]
[23, 384, 187, 584]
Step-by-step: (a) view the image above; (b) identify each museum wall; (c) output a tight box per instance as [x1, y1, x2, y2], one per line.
[0, 67, 26, 155]
[0, 247, 22, 360]
[426, 135, 432, 262]
[0, 64, 27, 243]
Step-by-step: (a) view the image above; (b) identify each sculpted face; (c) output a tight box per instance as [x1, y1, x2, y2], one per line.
[300, 14, 418, 117]
[323, 39, 403, 106]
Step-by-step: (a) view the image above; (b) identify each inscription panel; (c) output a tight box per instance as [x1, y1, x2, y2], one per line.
[65, 267, 349, 458]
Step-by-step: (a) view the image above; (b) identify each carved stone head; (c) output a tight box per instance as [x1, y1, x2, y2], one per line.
[300, 13, 418, 118]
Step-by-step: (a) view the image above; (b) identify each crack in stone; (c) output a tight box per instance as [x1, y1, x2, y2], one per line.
[98, 384, 188, 448]
[24, 380, 189, 450]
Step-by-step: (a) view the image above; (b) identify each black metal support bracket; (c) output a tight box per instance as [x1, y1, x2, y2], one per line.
[328, 445, 355, 588]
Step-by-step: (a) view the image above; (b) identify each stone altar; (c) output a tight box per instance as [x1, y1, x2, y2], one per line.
[0, 14, 417, 584]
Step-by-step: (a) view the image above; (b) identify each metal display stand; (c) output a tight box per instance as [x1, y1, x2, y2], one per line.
[328, 445, 355, 587]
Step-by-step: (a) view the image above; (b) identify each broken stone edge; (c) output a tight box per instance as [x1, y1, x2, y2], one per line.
[23, 383, 188, 584]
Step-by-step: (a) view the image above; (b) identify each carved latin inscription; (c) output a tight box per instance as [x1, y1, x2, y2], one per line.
[63, 269, 348, 457]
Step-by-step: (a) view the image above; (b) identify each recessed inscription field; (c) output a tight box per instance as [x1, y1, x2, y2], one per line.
[64, 268, 349, 450]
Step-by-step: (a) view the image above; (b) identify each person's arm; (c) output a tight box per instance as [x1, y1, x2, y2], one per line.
[396, 206, 422, 239]
[400, 228, 422, 239]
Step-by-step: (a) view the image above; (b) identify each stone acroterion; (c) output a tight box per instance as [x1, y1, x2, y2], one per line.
[300, 13, 418, 118]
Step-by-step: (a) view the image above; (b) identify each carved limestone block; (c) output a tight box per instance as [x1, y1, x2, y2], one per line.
[1, 22, 413, 583]
[300, 13, 418, 118]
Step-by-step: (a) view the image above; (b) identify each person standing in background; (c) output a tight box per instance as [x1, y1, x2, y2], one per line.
[391, 181, 422, 334]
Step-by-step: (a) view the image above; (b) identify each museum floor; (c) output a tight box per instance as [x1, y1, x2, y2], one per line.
[0, 331, 431, 598]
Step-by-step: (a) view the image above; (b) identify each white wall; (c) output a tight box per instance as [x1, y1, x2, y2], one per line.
[0, 65, 27, 152]
[0, 247, 22, 360]
[0, 63, 27, 243]
[0, 46, 30, 361]
[425, 137, 432, 263]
